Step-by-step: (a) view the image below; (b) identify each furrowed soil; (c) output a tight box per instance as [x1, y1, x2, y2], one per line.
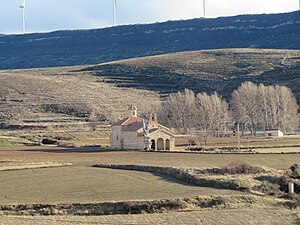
[1, 146, 300, 168]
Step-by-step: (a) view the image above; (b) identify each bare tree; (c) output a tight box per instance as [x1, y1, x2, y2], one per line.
[232, 82, 299, 134]
[162, 89, 196, 133]
[260, 85, 299, 131]
[196, 92, 231, 137]
[231, 82, 260, 135]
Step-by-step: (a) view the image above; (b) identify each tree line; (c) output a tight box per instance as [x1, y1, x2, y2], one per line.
[158, 82, 299, 136]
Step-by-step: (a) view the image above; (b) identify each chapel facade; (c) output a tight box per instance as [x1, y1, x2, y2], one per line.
[110, 104, 175, 151]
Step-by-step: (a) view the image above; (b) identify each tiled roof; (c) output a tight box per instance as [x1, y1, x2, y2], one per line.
[149, 128, 176, 137]
[122, 121, 144, 132]
[112, 116, 143, 126]
[113, 116, 174, 134]
[112, 117, 129, 126]
[149, 128, 159, 133]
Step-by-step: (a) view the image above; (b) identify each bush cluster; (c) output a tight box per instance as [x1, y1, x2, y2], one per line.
[217, 161, 263, 175]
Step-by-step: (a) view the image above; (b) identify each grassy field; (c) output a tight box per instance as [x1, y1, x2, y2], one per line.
[0, 165, 240, 205]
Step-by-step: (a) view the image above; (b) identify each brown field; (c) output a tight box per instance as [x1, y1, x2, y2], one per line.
[1, 146, 300, 169]
[0, 165, 240, 205]
[176, 135, 300, 149]
[1, 146, 300, 224]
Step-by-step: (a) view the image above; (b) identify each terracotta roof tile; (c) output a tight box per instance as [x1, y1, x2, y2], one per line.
[122, 122, 144, 131]
[123, 117, 143, 125]
[112, 116, 175, 135]
[112, 117, 143, 126]
[112, 117, 130, 126]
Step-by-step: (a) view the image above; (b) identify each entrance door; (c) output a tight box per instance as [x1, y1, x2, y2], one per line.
[151, 139, 156, 150]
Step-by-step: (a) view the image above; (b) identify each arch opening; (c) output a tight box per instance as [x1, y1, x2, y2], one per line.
[165, 139, 170, 150]
[157, 138, 164, 150]
[151, 139, 156, 150]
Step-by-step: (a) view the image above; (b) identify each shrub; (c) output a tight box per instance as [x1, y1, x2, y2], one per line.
[218, 161, 263, 175]
[253, 182, 282, 197]
[41, 138, 58, 145]
[290, 164, 300, 179]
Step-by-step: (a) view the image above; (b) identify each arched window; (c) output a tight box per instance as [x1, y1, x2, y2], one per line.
[157, 138, 164, 150]
[165, 139, 170, 150]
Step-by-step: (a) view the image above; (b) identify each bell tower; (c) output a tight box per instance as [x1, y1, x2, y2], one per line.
[128, 104, 137, 117]
[149, 112, 158, 128]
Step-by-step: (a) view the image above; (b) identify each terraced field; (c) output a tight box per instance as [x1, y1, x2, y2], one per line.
[0, 48, 299, 145]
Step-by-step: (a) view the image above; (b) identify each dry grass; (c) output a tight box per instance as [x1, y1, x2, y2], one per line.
[0, 147, 299, 223]
[0, 165, 240, 205]
[0, 162, 71, 171]
[0, 66, 159, 145]
[1, 48, 300, 147]
[177, 135, 300, 150]
[1, 209, 298, 225]
[0, 146, 299, 204]
[0, 195, 293, 216]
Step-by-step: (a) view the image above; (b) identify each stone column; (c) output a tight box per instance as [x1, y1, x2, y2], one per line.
[288, 182, 294, 194]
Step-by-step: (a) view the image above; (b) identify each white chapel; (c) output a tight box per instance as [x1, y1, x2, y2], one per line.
[110, 104, 175, 151]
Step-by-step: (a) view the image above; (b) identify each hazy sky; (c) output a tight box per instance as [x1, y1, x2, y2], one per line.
[0, 0, 299, 34]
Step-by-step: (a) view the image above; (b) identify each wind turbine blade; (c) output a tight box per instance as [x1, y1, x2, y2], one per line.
[113, 0, 117, 26]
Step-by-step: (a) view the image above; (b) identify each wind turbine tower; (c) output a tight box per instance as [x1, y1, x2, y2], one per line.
[203, 0, 206, 18]
[19, 0, 26, 33]
[113, 0, 117, 26]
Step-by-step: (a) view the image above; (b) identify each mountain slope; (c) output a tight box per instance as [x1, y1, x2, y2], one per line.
[0, 48, 299, 142]
[0, 11, 300, 70]
[83, 48, 300, 102]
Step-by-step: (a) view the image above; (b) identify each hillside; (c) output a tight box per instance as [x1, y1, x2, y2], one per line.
[0, 66, 160, 145]
[0, 48, 299, 144]
[0, 11, 300, 70]
[84, 48, 300, 101]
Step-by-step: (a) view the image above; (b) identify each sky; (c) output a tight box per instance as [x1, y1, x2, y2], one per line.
[0, 0, 299, 34]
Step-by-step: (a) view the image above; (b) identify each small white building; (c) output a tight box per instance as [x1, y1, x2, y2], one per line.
[110, 104, 175, 151]
[265, 129, 284, 137]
